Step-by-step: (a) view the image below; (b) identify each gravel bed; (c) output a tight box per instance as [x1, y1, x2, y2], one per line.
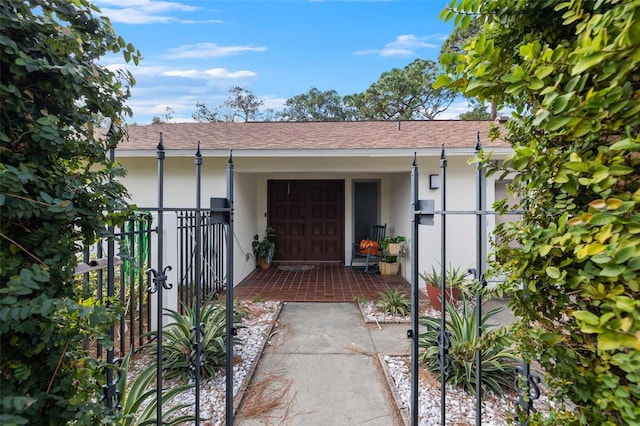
[126, 300, 281, 425]
[358, 300, 438, 324]
[361, 300, 552, 425]
[358, 299, 473, 324]
[381, 355, 552, 426]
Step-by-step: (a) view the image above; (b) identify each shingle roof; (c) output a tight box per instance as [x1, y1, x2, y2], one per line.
[116, 120, 509, 153]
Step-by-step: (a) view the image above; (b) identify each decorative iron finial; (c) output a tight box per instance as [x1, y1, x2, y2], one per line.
[195, 141, 202, 165]
[412, 152, 417, 167]
[439, 144, 447, 168]
[474, 130, 482, 151]
[157, 132, 165, 151]
[228, 149, 233, 164]
[156, 132, 165, 159]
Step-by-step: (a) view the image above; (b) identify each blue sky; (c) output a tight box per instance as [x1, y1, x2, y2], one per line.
[97, 0, 464, 125]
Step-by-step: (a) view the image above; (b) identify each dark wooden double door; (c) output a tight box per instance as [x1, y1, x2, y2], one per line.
[268, 180, 344, 262]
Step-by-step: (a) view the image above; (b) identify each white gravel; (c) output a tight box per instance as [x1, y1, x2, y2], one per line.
[358, 299, 444, 324]
[359, 300, 551, 425]
[381, 355, 551, 425]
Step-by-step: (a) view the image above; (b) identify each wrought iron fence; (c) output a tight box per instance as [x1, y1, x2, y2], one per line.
[410, 137, 542, 425]
[78, 212, 154, 359]
[176, 210, 227, 312]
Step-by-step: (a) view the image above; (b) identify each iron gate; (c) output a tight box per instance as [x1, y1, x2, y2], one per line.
[76, 135, 235, 425]
[140, 138, 236, 425]
[409, 134, 542, 425]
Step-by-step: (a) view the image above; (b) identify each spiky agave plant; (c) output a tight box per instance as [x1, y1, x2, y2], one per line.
[116, 353, 195, 425]
[150, 299, 247, 380]
[418, 298, 519, 396]
[377, 287, 411, 316]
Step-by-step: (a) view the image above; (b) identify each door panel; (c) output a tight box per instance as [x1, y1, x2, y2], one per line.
[268, 180, 344, 261]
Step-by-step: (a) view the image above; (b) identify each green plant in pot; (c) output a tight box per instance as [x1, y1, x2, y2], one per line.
[419, 263, 467, 310]
[379, 236, 405, 275]
[252, 226, 276, 269]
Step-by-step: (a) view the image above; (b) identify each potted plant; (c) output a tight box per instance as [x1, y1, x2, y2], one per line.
[252, 226, 276, 269]
[419, 263, 466, 310]
[379, 236, 406, 275]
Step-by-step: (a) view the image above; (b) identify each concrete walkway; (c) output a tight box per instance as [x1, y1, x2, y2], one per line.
[234, 302, 411, 426]
[234, 299, 515, 425]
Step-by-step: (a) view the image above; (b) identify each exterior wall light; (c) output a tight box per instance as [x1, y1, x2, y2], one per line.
[429, 174, 440, 190]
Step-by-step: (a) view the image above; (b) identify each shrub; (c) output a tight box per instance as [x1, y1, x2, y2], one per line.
[418, 298, 519, 396]
[440, 0, 640, 422]
[0, 0, 139, 422]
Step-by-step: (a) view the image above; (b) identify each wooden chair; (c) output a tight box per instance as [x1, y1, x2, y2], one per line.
[350, 223, 386, 273]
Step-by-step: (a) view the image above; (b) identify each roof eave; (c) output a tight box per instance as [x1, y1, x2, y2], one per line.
[114, 147, 513, 158]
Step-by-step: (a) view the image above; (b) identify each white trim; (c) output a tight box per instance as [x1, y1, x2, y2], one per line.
[114, 147, 513, 158]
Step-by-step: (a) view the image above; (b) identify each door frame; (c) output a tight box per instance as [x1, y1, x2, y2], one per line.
[267, 179, 345, 262]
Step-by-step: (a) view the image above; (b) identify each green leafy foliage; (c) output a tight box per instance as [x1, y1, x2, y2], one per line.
[0, 0, 139, 423]
[149, 300, 247, 380]
[280, 87, 353, 121]
[223, 86, 264, 122]
[441, 0, 640, 423]
[418, 299, 519, 397]
[344, 58, 457, 120]
[458, 99, 491, 120]
[380, 236, 405, 262]
[376, 287, 411, 316]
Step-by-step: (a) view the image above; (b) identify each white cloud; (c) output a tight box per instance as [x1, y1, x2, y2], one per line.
[355, 34, 444, 57]
[162, 69, 203, 78]
[96, 0, 212, 24]
[203, 69, 258, 79]
[97, 0, 197, 13]
[261, 95, 287, 111]
[105, 62, 258, 81]
[165, 43, 267, 59]
[124, 90, 208, 123]
[180, 19, 223, 24]
[100, 7, 174, 24]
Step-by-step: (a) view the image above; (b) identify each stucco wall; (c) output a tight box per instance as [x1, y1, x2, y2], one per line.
[116, 153, 506, 288]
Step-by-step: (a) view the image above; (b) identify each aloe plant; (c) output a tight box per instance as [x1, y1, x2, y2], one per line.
[418, 298, 519, 396]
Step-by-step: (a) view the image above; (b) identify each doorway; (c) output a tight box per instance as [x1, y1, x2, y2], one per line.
[268, 180, 344, 261]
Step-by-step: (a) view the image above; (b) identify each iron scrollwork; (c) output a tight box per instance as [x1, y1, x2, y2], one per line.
[514, 362, 542, 425]
[190, 323, 206, 376]
[146, 265, 173, 294]
[437, 327, 452, 376]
